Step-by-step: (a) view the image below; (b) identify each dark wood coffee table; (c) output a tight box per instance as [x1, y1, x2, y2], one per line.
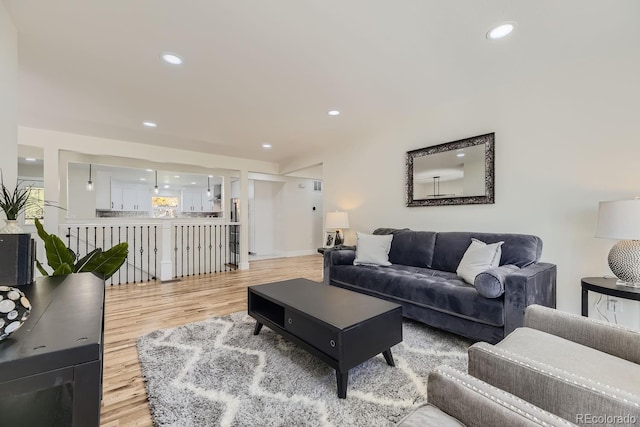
[248, 278, 402, 398]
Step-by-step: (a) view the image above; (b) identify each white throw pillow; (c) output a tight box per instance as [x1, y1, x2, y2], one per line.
[456, 238, 504, 285]
[353, 232, 393, 266]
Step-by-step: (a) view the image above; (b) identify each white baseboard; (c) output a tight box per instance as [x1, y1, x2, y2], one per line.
[253, 249, 318, 260]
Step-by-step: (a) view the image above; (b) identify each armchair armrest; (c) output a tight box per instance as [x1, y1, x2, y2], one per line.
[468, 342, 640, 424]
[398, 366, 576, 426]
[504, 262, 557, 336]
[525, 304, 640, 364]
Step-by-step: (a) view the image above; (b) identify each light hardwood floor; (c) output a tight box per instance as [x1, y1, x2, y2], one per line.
[100, 254, 323, 426]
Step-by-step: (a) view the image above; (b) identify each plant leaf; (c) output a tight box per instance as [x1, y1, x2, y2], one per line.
[34, 218, 50, 241]
[35, 259, 50, 277]
[77, 242, 128, 280]
[74, 248, 102, 273]
[52, 263, 73, 276]
[44, 234, 77, 271]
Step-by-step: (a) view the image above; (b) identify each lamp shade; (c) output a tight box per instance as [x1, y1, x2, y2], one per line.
[596, 199, 640, 240]
[326, 211, 349, 229]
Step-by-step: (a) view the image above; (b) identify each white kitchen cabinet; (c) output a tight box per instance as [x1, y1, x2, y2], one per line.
[111, 182, 150, 211]
[182, 191, 203, 212]
[182, 190, 222, 212]
[95, 171, 112, 210]
[111, 182, 124, 211]
[123, 188, 151, 211]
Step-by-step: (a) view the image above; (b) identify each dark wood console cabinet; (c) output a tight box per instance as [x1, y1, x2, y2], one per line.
[0, 273, 105, 426]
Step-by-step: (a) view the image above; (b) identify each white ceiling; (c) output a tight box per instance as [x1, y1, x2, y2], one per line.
[4, 1, 639, 164]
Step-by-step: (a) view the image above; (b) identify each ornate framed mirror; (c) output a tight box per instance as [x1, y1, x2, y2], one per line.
[406, 133, 495, 207]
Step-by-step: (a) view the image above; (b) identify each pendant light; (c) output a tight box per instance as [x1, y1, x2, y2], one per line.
[86, 164, 94, 191]
[207, 176, 211, 197]
[154, 170, 159, 194]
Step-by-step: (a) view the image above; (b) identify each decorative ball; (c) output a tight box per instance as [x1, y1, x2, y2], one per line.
[0, 286, 31, 341]
[608, 240, 640, 284]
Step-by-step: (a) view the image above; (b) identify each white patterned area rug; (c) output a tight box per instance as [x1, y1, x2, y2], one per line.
[137, 312, 471, 427]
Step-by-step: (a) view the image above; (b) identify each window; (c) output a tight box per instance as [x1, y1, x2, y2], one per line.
[313, 180, 322, 192]
[24, 187, 44, 224]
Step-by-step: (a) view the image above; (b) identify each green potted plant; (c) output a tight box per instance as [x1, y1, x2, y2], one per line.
[34, 218, 129, 280]
[0, 175, 32, 233]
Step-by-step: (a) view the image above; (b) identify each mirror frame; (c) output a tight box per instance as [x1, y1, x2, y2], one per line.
[406, 132, 495, 207]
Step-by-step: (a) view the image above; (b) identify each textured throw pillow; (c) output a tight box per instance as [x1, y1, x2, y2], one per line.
[474, 264, 520, 298]
[456, 238, 504, 285]
[353, 232, 393, 266]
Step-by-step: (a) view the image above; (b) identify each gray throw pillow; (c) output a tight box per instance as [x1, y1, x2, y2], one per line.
[474, 265, 520, 298]
[456, 238, 504, 284]
[354, 232, 393, 266]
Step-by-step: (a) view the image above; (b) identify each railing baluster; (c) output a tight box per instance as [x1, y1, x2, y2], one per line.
[154, 226, 158, 281]
[181, 225, 185, 277]
[147, 226, 151, 281]
[197, 225, 201, 275]
[76, 227, 80, 260]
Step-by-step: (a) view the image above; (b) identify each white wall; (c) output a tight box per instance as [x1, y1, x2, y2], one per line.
[254, 180, 275, 255]
[0, 4, 17, 191]
[312, 51, 640, 328]
[273, 178, 323, 256]
[67, 163, 97, 218]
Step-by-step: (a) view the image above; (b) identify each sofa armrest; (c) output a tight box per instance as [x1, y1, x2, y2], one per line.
[468, 343, 640, 425]
[401, 366, 576, 426]
[323, 249, 356, 285]
[504, 262, 557, 336]
[525, 304, 640, 364]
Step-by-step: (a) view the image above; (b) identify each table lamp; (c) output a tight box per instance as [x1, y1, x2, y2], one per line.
[595, 199, 640, 287]
[326, 211, 350, 246]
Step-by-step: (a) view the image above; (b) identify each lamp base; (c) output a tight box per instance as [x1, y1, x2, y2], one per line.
[615, 279, 640, 288]
[334, 230, 344, 246]
[608, 240, 640, 285]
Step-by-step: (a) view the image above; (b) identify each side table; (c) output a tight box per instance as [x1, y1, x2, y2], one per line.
[581, 276, 640, 317]
[317, 245, 356, 255]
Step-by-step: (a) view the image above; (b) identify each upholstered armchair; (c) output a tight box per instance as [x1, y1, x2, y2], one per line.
[468, 305, 640, 425]
[397, 366, 575, 426]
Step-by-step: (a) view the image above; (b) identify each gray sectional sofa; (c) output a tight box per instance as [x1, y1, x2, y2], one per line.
[323, 228, 557, 343]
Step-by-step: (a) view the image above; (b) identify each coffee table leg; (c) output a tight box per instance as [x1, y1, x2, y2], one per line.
[253, 321, 263, 335]
[336, 370, 348, 399]
[382, 349, 395, 367]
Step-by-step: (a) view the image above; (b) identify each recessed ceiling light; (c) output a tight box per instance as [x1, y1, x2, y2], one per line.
[487, 22, 516, 40]
[191, 181, 196, 185]
[164, 185, 170, 189]
[457, 153, 465, 157]
[146, 169, 153, 172]
[328, 110, 340, 116]
[140, 178, 146, 181]
[143, 121, 157, 128]
[174, 175, 180, 178]
[162, 52, 183, 65]
[262, 143, 272, 149]
[24, 158, 36, 162]
[208, 175, 214, 178]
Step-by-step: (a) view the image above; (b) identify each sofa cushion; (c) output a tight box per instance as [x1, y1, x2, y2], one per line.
[353, 232, 393, 266]
[387, 231, 437, 268]
[497, 327, 640, 397]
[330, 264, 505, 327]
[456, 238, 503, 284]
[432, 232, 543, 273]
[474, 265, 520, 298]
